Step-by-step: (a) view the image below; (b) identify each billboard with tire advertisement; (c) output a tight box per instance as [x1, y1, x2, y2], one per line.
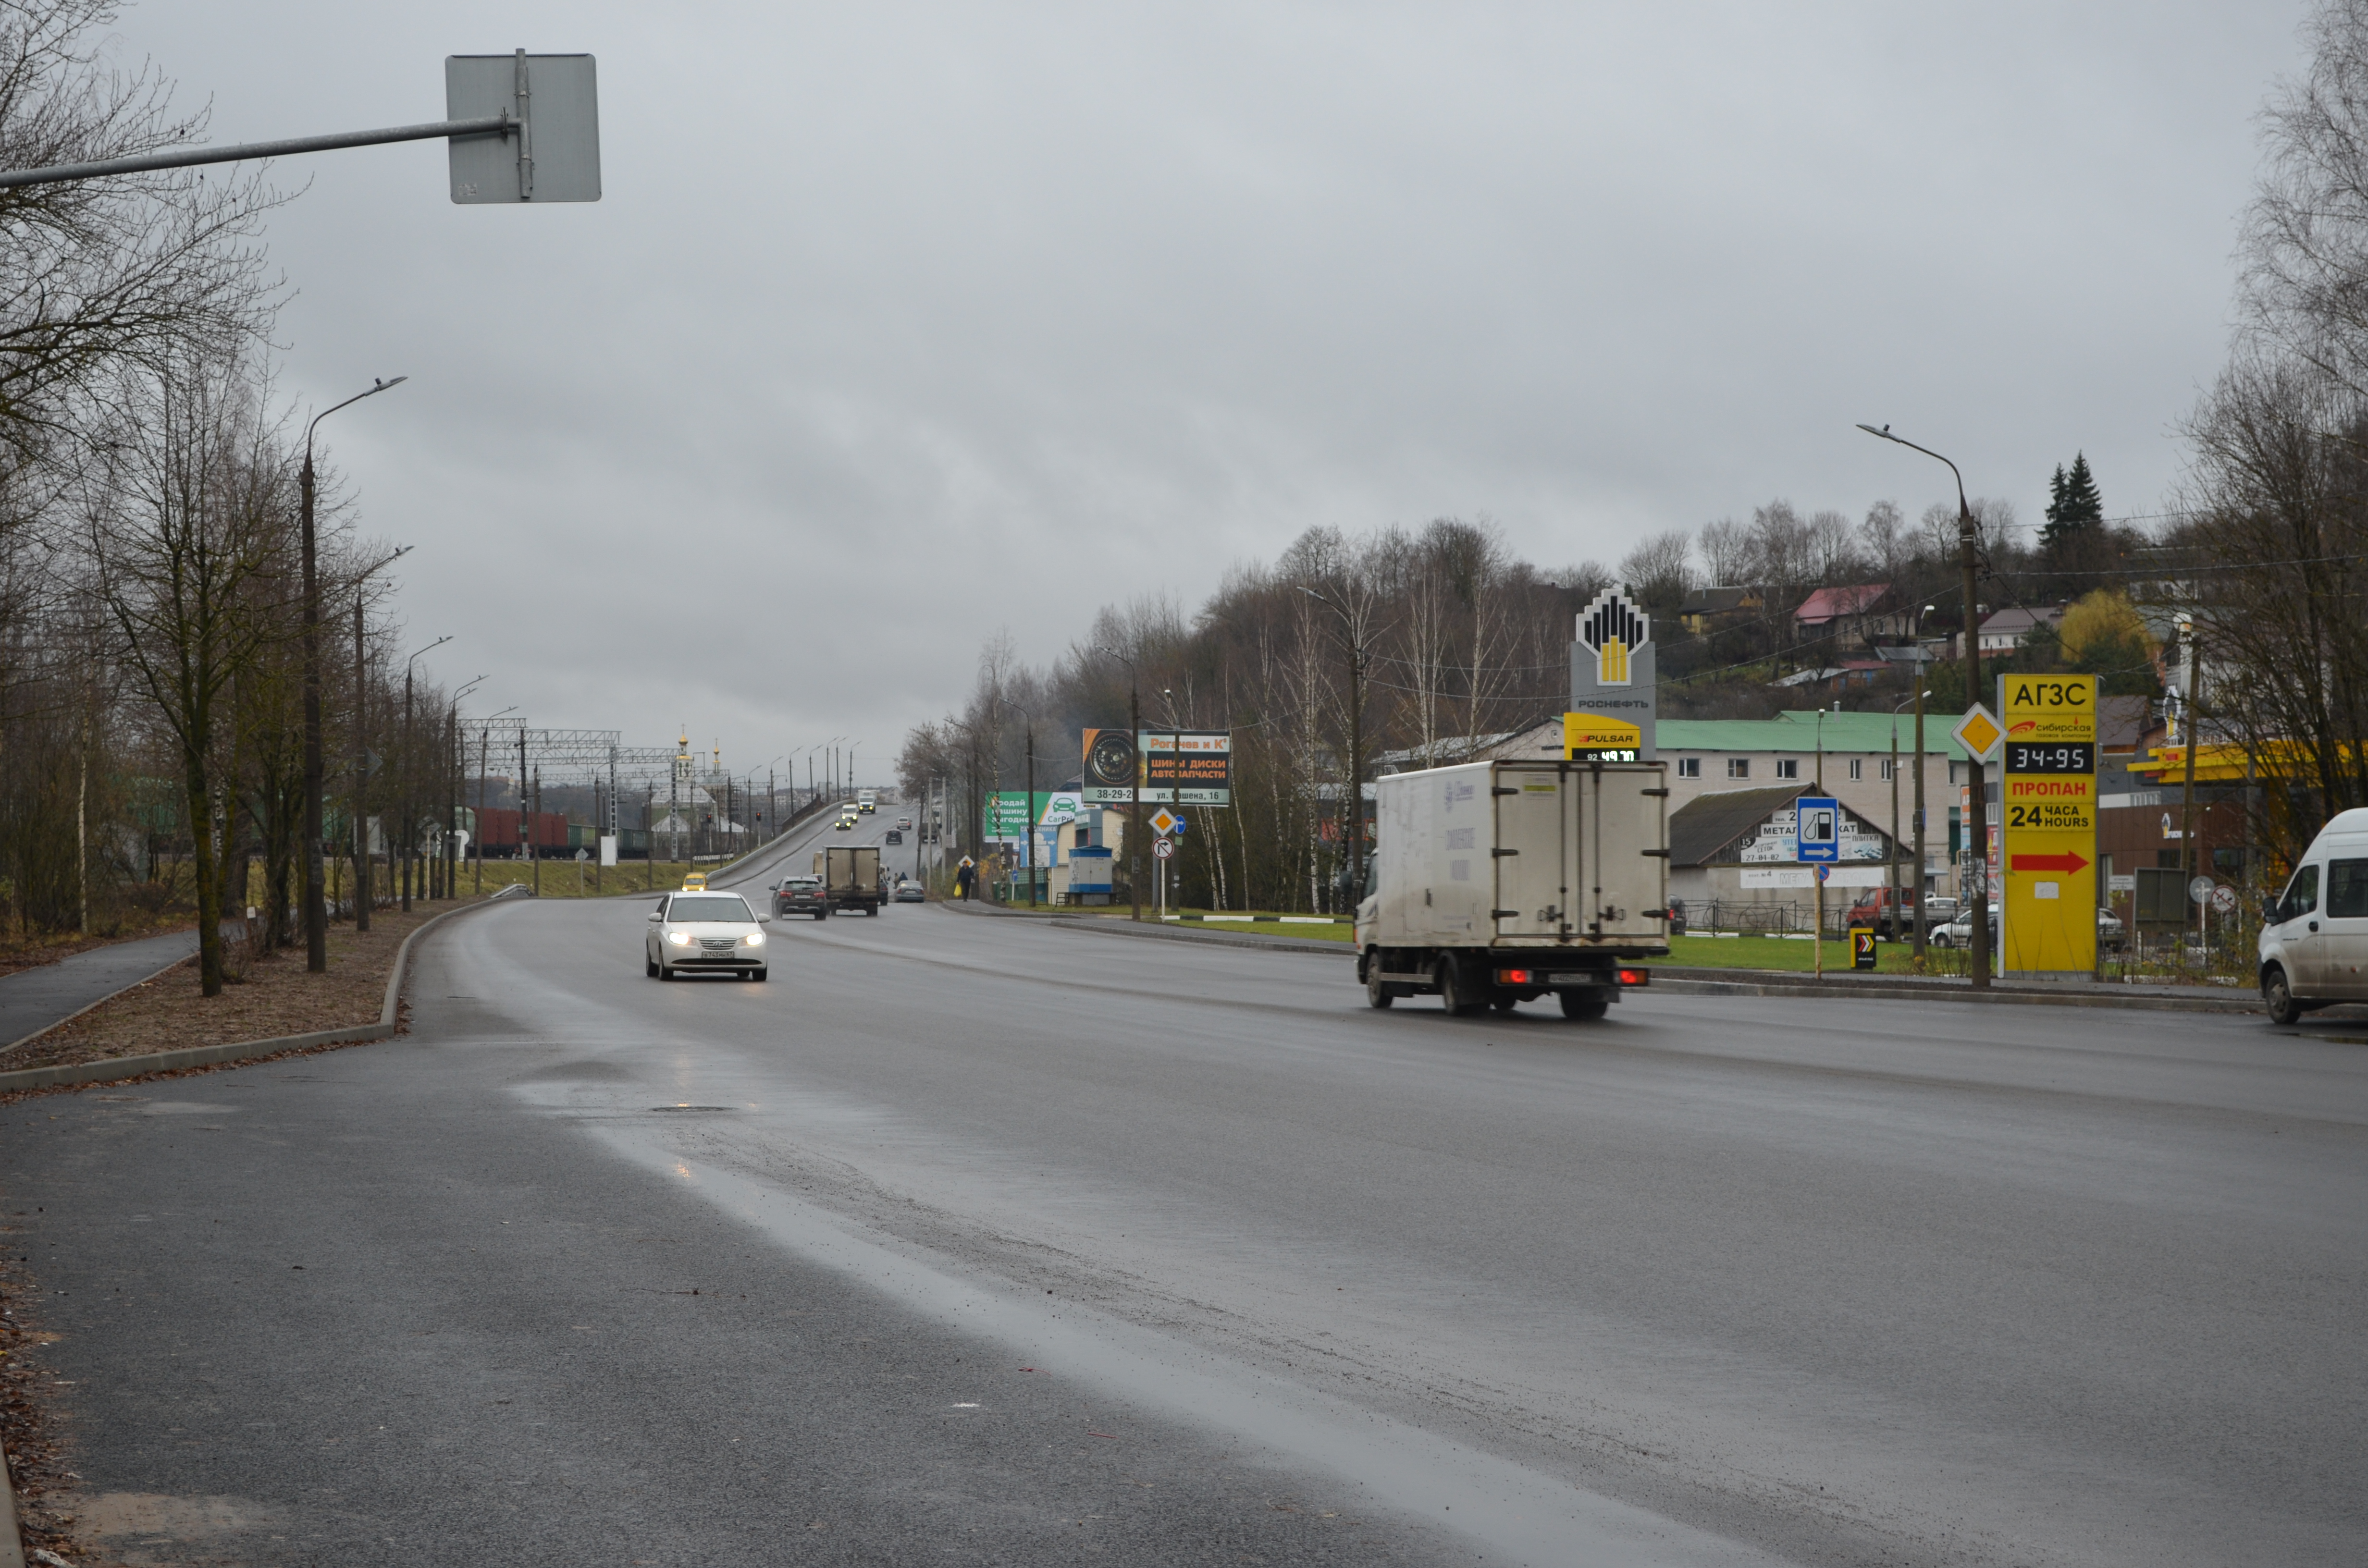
[1081, 730, 1230, 806]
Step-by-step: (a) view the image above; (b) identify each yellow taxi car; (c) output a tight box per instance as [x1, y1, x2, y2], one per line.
[680, 872, 709, 891]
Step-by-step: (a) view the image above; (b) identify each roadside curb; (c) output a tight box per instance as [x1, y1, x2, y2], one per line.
[0, 897, 503, 1096]
[1653, 970, 2261, 1014]
[1044, 914, 1350, 957]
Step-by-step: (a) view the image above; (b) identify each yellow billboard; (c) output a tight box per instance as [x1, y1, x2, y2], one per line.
[1999, 674, 2098, 974]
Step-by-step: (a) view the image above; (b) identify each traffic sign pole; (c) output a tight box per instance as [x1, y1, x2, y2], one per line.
[1795, 796, 1840, 977]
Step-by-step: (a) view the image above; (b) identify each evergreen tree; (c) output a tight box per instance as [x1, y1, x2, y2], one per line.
[2040, 452, 2103, 553]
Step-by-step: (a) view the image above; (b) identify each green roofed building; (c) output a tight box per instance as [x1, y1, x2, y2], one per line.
[1469, 710, 1975, 895]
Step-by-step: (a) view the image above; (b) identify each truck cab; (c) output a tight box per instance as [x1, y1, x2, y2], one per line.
[2261, 807, 2368, 1025]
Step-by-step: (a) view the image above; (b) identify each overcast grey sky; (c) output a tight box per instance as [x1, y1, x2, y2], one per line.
[113, 1, 2305, 778]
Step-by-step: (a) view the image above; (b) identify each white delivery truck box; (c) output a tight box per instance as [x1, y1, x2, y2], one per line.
[1355, 759, 1670, 1019]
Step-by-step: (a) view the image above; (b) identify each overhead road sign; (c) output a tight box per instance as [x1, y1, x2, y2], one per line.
[0, 49, 600, 202]
[447, 52, 602, 202]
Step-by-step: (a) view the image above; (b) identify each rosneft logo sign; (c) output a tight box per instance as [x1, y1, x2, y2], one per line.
[1577, 587, 1649, 688]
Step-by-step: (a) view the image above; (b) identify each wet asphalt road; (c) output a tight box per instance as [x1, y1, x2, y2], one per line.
[4, 820, 2366, 1566]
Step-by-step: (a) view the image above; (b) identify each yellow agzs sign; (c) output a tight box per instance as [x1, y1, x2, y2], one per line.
[1998, 674, 2098, 974]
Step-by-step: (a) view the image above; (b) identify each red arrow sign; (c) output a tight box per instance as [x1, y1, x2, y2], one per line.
[2010, 851, 2089, 875]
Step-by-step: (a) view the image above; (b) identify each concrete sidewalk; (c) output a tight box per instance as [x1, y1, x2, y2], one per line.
[0, 930, 197, 1049]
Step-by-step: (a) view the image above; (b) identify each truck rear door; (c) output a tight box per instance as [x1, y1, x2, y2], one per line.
[1586, 766, 1668, 941]
[1493, 766, 1574, 936]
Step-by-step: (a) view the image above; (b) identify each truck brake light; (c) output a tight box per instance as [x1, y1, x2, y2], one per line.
[1616, 968, 1649, 987]
[1494, 968, 1533, 985]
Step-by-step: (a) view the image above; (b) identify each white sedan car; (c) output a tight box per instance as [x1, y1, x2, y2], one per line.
[646, 891, 771, 981]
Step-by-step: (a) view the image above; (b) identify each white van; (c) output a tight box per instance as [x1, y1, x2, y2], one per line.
[2259, 807, 2368, 1024]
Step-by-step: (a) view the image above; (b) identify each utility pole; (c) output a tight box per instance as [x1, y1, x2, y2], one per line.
[1960, 509, 1988, 987]
[1913, 638, 1930, 960]
[2178, 614, 2202, 888]
[518, 726, 530, 888]
[354, 596, 371, 933]
[476, 725, 490, 893]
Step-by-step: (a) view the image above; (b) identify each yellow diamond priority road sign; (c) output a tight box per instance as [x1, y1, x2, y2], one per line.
[1951, 703, 2004, 763]
[1148, 807, 1182, 836]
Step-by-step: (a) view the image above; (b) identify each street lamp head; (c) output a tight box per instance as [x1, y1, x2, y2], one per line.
[1856, 423, 1893, 440]
[375, 376, 408, 392]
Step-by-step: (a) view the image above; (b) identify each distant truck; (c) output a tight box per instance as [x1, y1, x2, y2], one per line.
[812, 844, 883, 915]
[1355, 759, 1671, 1019]
[857, 789, 878, 814]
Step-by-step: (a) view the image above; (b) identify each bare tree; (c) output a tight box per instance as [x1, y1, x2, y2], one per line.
[1617, 528, 1693, 613]
[0, 1, 284, 473]
[1696, 517, 1749, 586]
[87, 351, 287, 994]
[2243, 0, 2368, 404]
[2178, 352, 2368, 851]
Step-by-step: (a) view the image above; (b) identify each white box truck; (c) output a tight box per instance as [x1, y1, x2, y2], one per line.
[1355, 759, 1671, 1019]
[812, 844, 883, 915]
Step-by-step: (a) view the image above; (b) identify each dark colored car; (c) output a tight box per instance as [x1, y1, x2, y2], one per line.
[884, 829, 902, 845]
[773, 875, 828, 919]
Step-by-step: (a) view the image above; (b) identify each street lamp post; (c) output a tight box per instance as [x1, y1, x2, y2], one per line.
[1859, 423, 1990, 988]
[476, 706, 515, 894]
[401, 635, 452, 912]
[445, 676, 485, 901]
[301, 377, 406, 971]
[1098, 647, 1144, 922]
[1299, 586, 1370, 913]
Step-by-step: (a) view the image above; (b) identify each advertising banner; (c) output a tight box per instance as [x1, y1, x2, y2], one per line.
[1081, 730, 1231, 806]
[1999, 674, 2098, 974]
[1080, 727, 1137, 805]
[1143, 731, 1230, 806]
[985, 790, 1085, 841]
